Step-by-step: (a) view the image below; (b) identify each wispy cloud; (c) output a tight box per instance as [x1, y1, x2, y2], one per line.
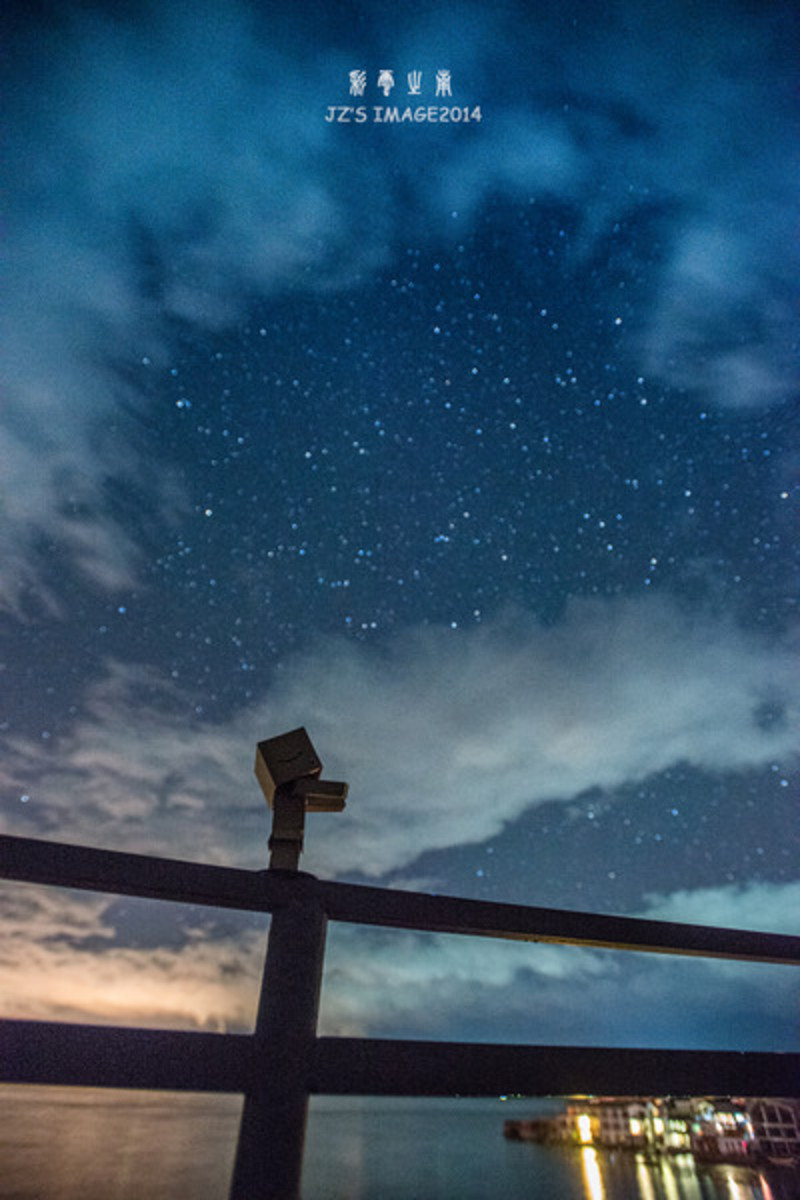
[3, 596, 797, 877]
[1, 877, 795, 1047]
[641, 879, 800, 938]
[0, 882, 266, 1032]
[320, 877, 800, 1048]
[2, 0, 796, 603]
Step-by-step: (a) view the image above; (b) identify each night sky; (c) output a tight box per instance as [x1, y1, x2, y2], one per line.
[2, 0, 798, 1053]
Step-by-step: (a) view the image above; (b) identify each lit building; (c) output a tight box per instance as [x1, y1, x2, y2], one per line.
[567, 1099, 652, 1149]
[690, 1100, 753, 1162]
[746, 1099, 800, 1163]
[504, 1096, 800, 1166]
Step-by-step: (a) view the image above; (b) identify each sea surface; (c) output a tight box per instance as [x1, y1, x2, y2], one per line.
[1, 1087, 798, 1200]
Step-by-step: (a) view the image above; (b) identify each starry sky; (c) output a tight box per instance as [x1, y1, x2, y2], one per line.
[2, 0, 798, 1054]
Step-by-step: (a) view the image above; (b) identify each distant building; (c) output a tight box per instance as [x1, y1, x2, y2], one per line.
[504, 1096, 800, 1166]
[690, 1099, 753, 1163]
[747, 1099, 800, 1163]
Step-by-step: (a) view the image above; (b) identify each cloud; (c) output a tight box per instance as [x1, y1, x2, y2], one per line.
[642, 219, 798, 411]
[3, 595, 798, 877]
[2, 876, 795, 1048]
[393, 1, 799, 410]
[1, 1, 375, 609]
[0, 882, 114, 948]
[318, 925, 606, 1039]
[641, 879, 800, 938]
[270, 598, 800, 878]
[319, 879, 800, 1048]
[0, 882, 265, 1032]
[3, 0, 797, 603]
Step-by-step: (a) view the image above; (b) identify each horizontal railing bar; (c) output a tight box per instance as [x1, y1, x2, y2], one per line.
[319, 880, 800, 965]
[6, 1020, 798, 1101]
[312, 1037, 800, 1099]
[0, 834, 299, 914]
[0, 1019, 251, 1092]
[3, 834, 799, 964]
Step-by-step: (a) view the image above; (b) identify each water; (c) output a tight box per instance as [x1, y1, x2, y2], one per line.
[1, 1087, 798, 1200]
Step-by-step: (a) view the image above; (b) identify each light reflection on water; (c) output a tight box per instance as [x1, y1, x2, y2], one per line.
[636, 1153, 707, 1200]
[1, 1088, 797, 1200]
[582, 1146, 606, 1200]
[637, 1155, 659, 1200]
[0, 1086, 241, 1200]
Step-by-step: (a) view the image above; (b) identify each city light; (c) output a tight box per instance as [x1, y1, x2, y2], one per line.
[578, 1114, 593, 1144]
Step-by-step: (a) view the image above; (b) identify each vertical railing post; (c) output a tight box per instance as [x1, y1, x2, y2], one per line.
[229, 875, 327, 1200]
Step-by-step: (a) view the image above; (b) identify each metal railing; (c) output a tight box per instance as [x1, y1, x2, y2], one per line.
[2, 831, 799, 1199]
